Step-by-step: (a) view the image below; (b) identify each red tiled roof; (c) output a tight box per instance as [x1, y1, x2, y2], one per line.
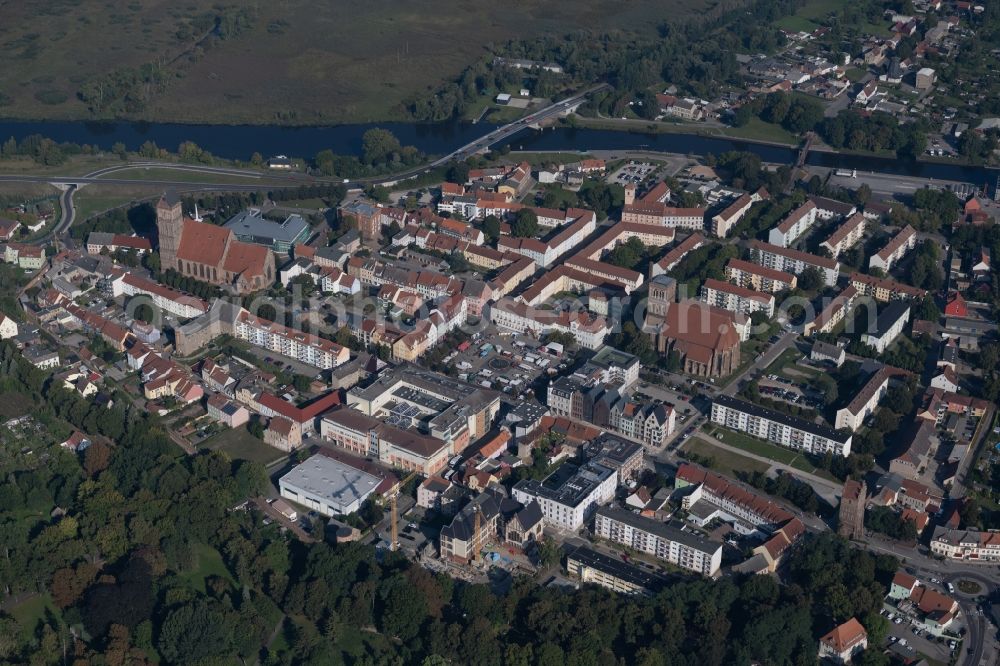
[820, 618, 867, 654]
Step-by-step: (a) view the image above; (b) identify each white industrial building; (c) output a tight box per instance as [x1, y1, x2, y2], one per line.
[278, 454, 383, 517]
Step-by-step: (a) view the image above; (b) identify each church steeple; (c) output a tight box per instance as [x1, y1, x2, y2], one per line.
[156, 190, 183, 272]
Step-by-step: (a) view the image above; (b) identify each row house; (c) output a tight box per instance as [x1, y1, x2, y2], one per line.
[710, 188, 769, 238]
[929, 526, 1000, 562]
[489, 298, 610, 350]
[650, 232, 706, 277]
[835, 365, 908, 430]
[109, 271, 209, 320]
[674, 463, 796, 533]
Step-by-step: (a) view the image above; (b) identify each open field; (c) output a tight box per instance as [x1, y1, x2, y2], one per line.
[177, 543, 236, 594]
[683, 437, 771, 478]
[73, 184, 165, 222]
[707, 425, 836, 481]
[0, 1, 713, 126]
[94, 167, 279, 185]
[200, 426, 287, 466]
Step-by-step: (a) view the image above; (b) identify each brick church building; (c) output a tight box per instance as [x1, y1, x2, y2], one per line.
[157, 192, 274, 294]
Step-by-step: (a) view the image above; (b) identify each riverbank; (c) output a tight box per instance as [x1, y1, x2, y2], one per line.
[565, 115, 803, 149]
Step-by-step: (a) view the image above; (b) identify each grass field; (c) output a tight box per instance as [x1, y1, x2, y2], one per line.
[684, 437, 771, 478]
[95, 167, 275, 185]
[200, 426, 286, 466]
[9, 594, 60, 639]
[716, 118, 801, 146]
[177, 543, 236, 594]
[73, 184, 164, 222]
[0, 1, 711, 126]
[708, 426, 839, 481]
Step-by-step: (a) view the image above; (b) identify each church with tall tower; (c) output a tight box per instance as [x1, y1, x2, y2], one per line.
[156, 192, 274, 294]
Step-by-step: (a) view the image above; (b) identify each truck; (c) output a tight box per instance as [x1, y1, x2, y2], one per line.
[835, 168, 857, 178]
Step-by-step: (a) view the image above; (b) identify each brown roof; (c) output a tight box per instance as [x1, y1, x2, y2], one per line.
[820, 618, 867, 654]
[703, 278, 774, 304]
[822, 212, 867, 249]
[656, 232, 705, 271]
[268, 416, 295, 437]
[176, 218, 230, 267]
[749, 239, 839, 270]
[875, 225, 917, 261]
[776, 201, 817, 233]
[727, 258, 796, 284]
[222, 239, 270, 278]
[659, 301, 742, 356]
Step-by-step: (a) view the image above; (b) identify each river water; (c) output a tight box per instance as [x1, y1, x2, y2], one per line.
[1, 118, 996, 187]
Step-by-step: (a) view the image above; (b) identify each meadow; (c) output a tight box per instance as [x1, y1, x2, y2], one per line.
[0, 0, 715, 126]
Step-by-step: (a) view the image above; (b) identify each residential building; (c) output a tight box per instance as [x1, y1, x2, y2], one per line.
[565, 545, 665, 596]
[768, 201, 818, 247]
[748, 240, 840, 287]
[711, 394, 852, 456]
[264, 416, 302, 451]
[23, 347, 60, 369]
[650, 232, 706, 277]
[711, 193, 755, 238]
[206, 393, 249, 428]
[929, 526, 1000, 562]
[808, 196, 857, 220]
[579, 345, 641, 389]
[850, 272, 926, 302]
[279, 453, 384, 517]
[810, 340, 845, 367]
[108, 271, 209, 320]
[85, 232, 153, 255]
[838, 480, 866, 540]
[489, 299, 610, 350]
[725, 258, 797, 293]
[674, 463, 795, 534]
[512, 461, 617, 531]
[869, 225, 917, 272]
[417, 476, 452, 510]
[820, 213, 867, 257]
[4, 243, 45, 270]
[594, 507, 722, 576]
[818, 618, 868, 664]
[700, 278, 775, 317]
[584, 435, 645, 481]
[621, 202, 705, 229]
[234, 309, 349, 370]
[860, 301, 910, 353]
[835, 365, 906, 431]
[61, 431, 92, 452]
[804, 286, 859, 337]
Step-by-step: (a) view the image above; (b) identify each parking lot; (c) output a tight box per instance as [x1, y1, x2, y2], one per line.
[442, 329, 573, 399]
[606, 161, 659, 187]
[883, 606, 961, 664]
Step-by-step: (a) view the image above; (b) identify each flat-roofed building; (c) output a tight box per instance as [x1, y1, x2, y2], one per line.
[279, 453, 383, 517]
[566, 545, 666, 596]
[594, 506, 722, 576]
[711, 394, 852, 456]
[512, 461, 617, 531]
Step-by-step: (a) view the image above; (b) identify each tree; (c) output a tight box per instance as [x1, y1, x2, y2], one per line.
[446, 161, 470, 184]
[361, 128, 403, 165]
[481, 215, 501, 244]
[83, 440, 112, 476]
[158, 600, 235, 663]
[797, 267, 824, 292]
[511, 209, 539, 238]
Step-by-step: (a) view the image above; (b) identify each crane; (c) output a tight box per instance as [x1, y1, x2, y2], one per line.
[389, 470, 419, 552]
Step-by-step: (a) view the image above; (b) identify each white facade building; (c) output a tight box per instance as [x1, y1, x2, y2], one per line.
[711, 395, 852, 456]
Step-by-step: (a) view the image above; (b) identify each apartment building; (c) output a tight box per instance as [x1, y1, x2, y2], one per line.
[674, 463, 795, 534]
[512, 461, 617, 531]
[700, 278, 775, 317]
[565, 545, 665, 596]
[489, 298, 610, 350]
[768, 201, 818, 247]
[650, 232, 706, 277]
[711, 193, 754, 238]
[711, 394, 852, 456]
[929, 526, 1000, 561]
[234, 309, 349, 370]
[497, 210, 596, 267]
[621, 202, 705, 229]
[594, 506, 722, 576]
[818, 618, 868, 664]
[820, 212, 867, 257]
[834, 365, 905, 431]
[869, 225, 917, 272]
[725, 258, 797, 293]
[109, 271, 209, 320]
[860, 301, 910, 353]
[748, 240, 840, 287]
[803, 285, 858, 337]
[850, 272, 927, 302]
